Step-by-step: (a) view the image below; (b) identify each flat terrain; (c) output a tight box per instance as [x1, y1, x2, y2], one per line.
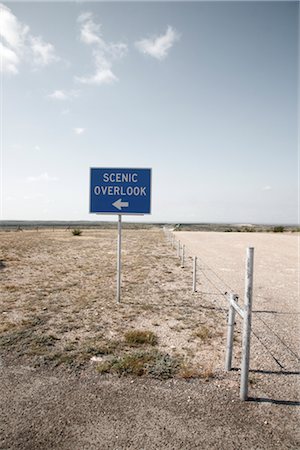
[0, 228, 299, 449]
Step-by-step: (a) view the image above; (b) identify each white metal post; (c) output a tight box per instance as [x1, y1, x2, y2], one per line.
[116, 214, 122, 303]
[225, 293, 237, 371]
[192, 256, 197, 292]
[181, 244, 185, 268]
[177, 241, 181, 257]
[240, 247, 254, 401]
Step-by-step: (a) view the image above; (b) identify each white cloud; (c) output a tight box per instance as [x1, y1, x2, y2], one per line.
[34, 145, 40, 151]
[135, 26, 180, 60]
[76, 11, 127, 86]
[80, 16, 103, 46]
[30, 36, 58, 67]
[262, 185, 272, 191]
[77, 11, 93, 24]
[74, 127, 86, 135]
[0, 3, 59, 74]
[0, 41, 19, 74]
[0, 3, 28, 49]
[75, 51, 117, 85]
[48, 89, 79, 100]
[26, 172, 58, 182]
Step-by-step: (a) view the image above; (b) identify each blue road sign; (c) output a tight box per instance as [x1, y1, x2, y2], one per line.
[90, 168, 151, 215]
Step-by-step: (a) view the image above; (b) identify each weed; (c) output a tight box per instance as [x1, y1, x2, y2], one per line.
[97, 360, 114, 374]
[96, 350, 179, 379]
[124, 330, 158, 346]
[179, 365, 201, 379]
[147, 352, 179, 379]
[193, 326, 211, 341]
[83, 339, 120, 356]
[72, 229, 82, 236]
[140, 304, 154, 311]
[200, 363, 215, 380]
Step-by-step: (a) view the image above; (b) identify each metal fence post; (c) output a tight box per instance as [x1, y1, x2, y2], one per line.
[225, 293, 237, 371]
[192, 256, 197, 292]
[181, 244, 185, 268]
[240, 247, 254, 401]
[177, 241, 181, 258]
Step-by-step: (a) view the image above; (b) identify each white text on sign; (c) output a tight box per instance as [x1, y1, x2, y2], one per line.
[103, 173, 138, 183]
[94, 186, 147, 196]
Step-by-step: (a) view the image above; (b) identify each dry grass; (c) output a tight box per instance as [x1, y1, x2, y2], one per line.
[0, 228, 229, 377]
[124, 330, 158, 346]
[97, 350, 179, 379]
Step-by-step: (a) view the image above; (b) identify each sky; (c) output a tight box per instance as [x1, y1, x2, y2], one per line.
[0, 1, 298, 224]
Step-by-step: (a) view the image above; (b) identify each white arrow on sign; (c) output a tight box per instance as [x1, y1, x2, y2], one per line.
[112, 198, 129, 210]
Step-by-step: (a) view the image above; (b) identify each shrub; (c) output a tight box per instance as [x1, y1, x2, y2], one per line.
[273, 226, 284, 233]
[147, 352, 179, 379]
[124, 330, 158, 346]
[193, 326, 211, 341]
[96, 350, 179, 379]
[72, 229, 82, 236]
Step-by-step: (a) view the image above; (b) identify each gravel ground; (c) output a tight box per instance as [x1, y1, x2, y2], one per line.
[0, 366, 299, 450]
[0, 229, 299, 449]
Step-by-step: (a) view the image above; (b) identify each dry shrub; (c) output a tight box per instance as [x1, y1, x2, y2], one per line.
[193, 326, 211, 341]
[97, 350, 179, 379]
[200, 364, 215, 380]
[124, 330, 158, 346]
[179, 365, 201, 379]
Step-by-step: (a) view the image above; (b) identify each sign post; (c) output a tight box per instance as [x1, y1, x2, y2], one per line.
[116, 214, 122, 303]
[90, 168, 151, 303]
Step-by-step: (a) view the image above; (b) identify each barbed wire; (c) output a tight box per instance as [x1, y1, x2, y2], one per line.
[250, 328, 285, 369]
[252, 314, 300, 362]
[164, 229, 299, 369]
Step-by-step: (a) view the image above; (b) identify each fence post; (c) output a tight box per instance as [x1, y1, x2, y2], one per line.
[240, 247, 254, 401]
[225, 293, 237, 371]
[192, 256, 197, 292]
[181, 244, 185, 268]
[177, 241, 181, 258]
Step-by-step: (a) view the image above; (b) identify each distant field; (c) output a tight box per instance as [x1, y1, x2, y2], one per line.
[0, 220, 298, 233]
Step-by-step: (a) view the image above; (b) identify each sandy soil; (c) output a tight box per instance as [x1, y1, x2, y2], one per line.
[0, 228, 299, 449]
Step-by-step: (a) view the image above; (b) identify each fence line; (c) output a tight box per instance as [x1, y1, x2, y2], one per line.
[163, 226, 299, 399]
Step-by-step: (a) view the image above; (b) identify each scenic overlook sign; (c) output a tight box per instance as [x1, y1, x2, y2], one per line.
[90, 168, 151, 215]
[89, 167, 152, 303]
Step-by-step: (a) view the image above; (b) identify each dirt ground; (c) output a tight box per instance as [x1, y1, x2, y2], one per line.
[0, 228, 299, 449]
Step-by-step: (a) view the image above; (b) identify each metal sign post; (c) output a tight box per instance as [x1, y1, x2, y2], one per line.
[90, 168, 152, 303]
[117, 214, 122, 303]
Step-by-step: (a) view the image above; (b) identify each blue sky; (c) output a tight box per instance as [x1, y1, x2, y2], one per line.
[1, 1, 298, 223]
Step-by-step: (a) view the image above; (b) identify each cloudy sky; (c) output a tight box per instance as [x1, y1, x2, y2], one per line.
[0, 1, 298, 223]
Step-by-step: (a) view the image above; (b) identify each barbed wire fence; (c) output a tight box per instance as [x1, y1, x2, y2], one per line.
[163, 227, 300, 374]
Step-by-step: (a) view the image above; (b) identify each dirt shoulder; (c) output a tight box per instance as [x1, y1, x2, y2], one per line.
[0, 365, 299, 450]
